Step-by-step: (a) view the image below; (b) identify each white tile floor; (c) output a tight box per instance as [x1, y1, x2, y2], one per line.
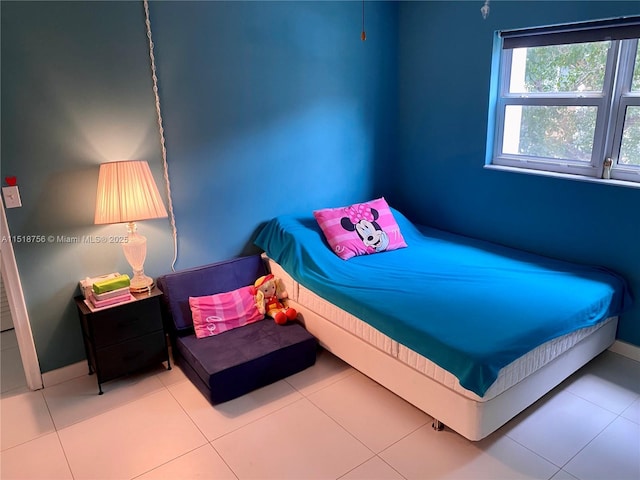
[1, 330, 27, 395]
[1, 347, 639, 480]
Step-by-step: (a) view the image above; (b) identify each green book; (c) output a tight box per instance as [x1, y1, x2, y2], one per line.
[92, 274, 131, 294]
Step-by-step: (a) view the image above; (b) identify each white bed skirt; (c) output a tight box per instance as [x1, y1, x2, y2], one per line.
[266, 256, 618, 441]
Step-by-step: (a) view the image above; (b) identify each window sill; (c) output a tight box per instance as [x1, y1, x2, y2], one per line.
[484, 164, 640, 190]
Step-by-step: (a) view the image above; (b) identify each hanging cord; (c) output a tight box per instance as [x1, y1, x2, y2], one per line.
[361, 0, 366, 41]
[143, 0, 179, 271]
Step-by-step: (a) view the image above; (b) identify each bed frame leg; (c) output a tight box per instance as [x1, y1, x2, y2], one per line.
[432, 420, 445, 431]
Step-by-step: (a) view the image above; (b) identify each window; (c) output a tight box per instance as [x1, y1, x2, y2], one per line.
[487, 17, 640, 184]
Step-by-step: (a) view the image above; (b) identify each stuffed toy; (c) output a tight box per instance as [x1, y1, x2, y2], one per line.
[252, 274, 297, 325]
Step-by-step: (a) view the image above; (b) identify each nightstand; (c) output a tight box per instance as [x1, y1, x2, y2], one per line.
[74, 287, 171, 394]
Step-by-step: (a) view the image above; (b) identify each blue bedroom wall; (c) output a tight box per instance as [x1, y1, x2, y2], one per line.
[147, 1, 398, 268]
[1, 1, 398, 372]
[1, 1, 173, 372]
[395, 1, 640, 346]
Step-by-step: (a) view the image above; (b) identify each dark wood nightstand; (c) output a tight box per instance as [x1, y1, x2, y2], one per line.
[74, 287, 171, 394]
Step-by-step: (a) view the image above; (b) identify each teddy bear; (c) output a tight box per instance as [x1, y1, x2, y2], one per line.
[252, 274, 298, 325]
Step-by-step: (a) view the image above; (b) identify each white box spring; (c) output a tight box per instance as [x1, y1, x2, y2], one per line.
[295, 277, 614, 401]
[267, 256, 617, 440]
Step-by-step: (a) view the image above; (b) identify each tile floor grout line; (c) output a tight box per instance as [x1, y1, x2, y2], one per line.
[202, 394, 375, 480]
[564, 386, 640, 417]
[374, 415, 432, 458]
[556, 412, 621, 474]
[31, 386, 78, 479]
[0, 390, 55, 453]
[503, 406, 621, 477]
[208, 441, 241, 480]
[283, 363, 359, 398]
[161, 375, 214, 446]
[206, 394, 310, 444]
[337, 452, 411, 480]
[42, 372, 173, 432]
[53, 428, 77, 480]
[303, 393, 379, 458]
[504, 430, 567, 472]
[128, 443, 232, 480]
[376, 454, 410, 480]
[168, 378, 307, 444]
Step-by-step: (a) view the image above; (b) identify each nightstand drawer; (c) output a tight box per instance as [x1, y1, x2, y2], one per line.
[88, 299, 163, 348]
[94, 330, 167, 382]
[75, 288, 170, 394]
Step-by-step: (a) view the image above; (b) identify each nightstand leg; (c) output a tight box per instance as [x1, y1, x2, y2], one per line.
[165, 335, 172, 370]
[98, 383, 103, 395]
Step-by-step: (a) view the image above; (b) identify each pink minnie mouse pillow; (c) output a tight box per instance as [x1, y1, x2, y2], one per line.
[313, 197, 407, 260]
[189, 286, 263, 339]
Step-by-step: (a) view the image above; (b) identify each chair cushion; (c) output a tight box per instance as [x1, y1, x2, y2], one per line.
[176, 319, 317, 404]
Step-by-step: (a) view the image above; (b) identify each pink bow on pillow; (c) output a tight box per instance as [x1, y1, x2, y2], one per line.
[345, 204, 374, 224]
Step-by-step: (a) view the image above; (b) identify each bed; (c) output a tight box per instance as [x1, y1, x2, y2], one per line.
[254, 206, 631, 441]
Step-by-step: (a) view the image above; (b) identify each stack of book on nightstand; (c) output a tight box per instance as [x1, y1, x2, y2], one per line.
[87, 274, 133, 309]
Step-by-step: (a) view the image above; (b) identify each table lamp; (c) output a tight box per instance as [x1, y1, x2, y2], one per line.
[94, 160, 168, 293]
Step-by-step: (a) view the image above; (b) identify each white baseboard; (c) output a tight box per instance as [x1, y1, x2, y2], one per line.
[609, 340, 640, 362]
[41, 361, 87, 388]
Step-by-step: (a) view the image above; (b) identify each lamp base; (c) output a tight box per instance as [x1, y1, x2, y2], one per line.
[129, 274, 155, 294]
[122, 222, 154, 294]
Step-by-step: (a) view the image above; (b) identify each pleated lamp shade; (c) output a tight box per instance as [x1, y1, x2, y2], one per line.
[94, 160, 167, 293]
[95, 160, 168, 225]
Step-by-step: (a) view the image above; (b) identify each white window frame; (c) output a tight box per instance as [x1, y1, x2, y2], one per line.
[609, 39, 640, 183]
[487, 17, 640, 185]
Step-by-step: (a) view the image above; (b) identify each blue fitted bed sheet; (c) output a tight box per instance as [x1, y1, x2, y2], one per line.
[254, 210, 632, 397]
